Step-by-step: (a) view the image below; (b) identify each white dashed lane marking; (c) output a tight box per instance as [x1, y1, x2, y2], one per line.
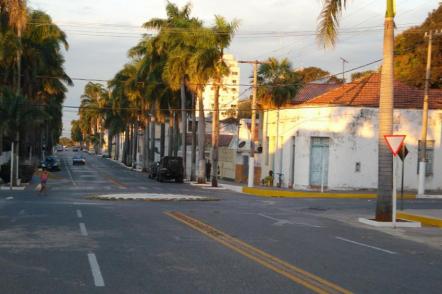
[79, 222, 88, 236]
[88, 253, 105, 287]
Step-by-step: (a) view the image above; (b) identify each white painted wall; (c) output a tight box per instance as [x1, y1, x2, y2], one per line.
[262, 107, 442, 191]
[0, 151, 11, 165]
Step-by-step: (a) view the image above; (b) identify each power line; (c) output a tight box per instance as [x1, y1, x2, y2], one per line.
[39, 57, 383, 88]
[29, 21, 421, 37]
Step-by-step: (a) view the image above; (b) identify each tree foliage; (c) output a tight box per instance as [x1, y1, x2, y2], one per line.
[394, 5, 442, 89]
[351, 70, 377, 81]
[0, 4, 70, 156]
[256, 57, 303, 108]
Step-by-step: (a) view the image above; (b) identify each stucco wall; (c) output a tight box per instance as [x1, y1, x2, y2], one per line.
[262, 107, 442, 191]
[0, 151, 11, 165]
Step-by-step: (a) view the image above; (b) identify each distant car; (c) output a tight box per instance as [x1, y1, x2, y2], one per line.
[148, 162, 159, 179]
[72, 154, 86, 165]
[156, 156, 183, 183]
[56, 145, 63, 152]
[72, 147, 79, 152]
[40, 156, 61, 171]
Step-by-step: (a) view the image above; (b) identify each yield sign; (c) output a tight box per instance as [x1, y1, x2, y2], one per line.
[384, 135, 406, 156]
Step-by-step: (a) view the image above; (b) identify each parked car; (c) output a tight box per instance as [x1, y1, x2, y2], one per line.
[56, 145, 64, 152]
[148, 162, 159, 179]
[72, 154, 86, 165]
[40, 156, 61, 171]
[156, 156, 184, 183]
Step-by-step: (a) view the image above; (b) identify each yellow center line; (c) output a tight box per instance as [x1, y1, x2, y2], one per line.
[165, 211, 352, 294]
[88, 162, 128, 189]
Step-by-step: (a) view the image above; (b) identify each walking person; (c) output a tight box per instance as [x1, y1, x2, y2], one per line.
[206, 160, 212, 182]
[39, 169, 49, 195]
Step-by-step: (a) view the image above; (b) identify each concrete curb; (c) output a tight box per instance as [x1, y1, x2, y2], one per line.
[397, 212, 442, 228]
[416, 194, 442, 199]
[242, 187, 416, 199]
[358, 217, 421, 228]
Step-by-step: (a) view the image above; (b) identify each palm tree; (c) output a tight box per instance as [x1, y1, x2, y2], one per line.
[0, 7, 70, 185]
[0, 0, 27, 93]
[0, 89, 45, 185]
[80, 82, 107, 154]
[317, 0, 396, 221]
[256, 57, 302, 179]
[144, 2, 201, 179]
[210, 16, 239, 187]
[185, 26, 220, 183]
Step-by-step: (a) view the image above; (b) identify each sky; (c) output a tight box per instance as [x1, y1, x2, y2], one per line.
[27, 0, 440, 137]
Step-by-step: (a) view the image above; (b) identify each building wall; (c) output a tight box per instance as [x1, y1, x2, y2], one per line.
[262, 107, 442, 191]
[218, 147, 235, 180]
[0, 151, 11, 165]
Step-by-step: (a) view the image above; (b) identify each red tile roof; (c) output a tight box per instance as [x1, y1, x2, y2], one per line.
[292, 83, 340, 103]
[296, 73, 442, 109]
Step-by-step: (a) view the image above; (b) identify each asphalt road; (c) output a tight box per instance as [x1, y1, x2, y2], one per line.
[1, 150, 442, 293]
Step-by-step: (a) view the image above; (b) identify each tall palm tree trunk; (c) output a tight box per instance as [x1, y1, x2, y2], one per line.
[211, 78, 221, 187]
[132, 122, 138, 168]
[181, 78, 187, 179]
[190, 92, 197, 181]
[375, 13, 395, 221]
[107, 131, 112, 158]
[144, 117, 150, 169]
[160, 122, 165, 158]
[114, 134, 119, 160]
[197, 88, 206, 183]
[123, 127, 129, 165]
[150, 118, 156, 163]
[168, 114, 173, 156]
[173, 112, 180, 157]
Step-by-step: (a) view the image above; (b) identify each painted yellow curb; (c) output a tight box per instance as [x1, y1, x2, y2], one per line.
[397, 212, 442, 228]
[242, 187, 416, 199]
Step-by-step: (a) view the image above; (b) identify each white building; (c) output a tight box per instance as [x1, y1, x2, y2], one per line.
[261, 74, 442, 191]
[199, 54, 240, 120]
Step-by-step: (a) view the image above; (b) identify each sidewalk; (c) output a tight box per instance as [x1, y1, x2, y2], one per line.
[397, 210, 442, 228]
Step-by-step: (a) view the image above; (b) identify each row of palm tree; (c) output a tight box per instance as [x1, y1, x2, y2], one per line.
[0, 1, 71, 185]
[74, 2, 308, 188]
[74, 2, 241, 185]
[74, 0, 396, 221]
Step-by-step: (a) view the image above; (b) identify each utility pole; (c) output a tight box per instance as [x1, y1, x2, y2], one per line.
[238, 60, 266, 187]
[340, 57, 348, 83]
[418, 29, 442, 196]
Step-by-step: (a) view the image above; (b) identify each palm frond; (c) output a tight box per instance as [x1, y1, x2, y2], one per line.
[317, 0, 347, 48]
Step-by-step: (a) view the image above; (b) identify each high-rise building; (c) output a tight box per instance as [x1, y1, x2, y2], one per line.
[198, 54, 240, 120]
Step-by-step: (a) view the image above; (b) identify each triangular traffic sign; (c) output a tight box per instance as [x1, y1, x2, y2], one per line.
[384, 135, 406, 156]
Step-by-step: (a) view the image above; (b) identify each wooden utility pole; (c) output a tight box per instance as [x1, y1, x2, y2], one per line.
[418, 29, 442, 195]
[238, 60, 267, 187]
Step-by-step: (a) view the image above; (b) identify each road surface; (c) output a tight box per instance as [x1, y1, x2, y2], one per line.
[1, 150, 442, 293]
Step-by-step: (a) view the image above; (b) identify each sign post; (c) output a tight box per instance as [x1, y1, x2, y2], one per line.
[398, 145, 409, 210]
[384, 135, 406, 228]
